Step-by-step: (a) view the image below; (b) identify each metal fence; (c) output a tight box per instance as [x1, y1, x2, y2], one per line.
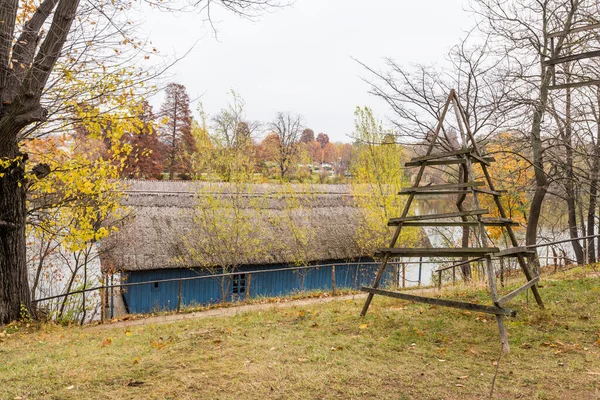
[32, 233, 600, 323]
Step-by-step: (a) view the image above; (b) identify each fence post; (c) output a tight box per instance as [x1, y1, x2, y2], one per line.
[437, 270, 442, 290]
[246, 273, 251, 301]
[452, 266, 456, 286]
[100, 273, 108, 324]
[402, 263, 406, 289]
[393, 263, 399, 289]
[331, 265, 336, 295]
[418, 257, 423, 286]
[110, 274, 114, 320]
[177, 279, 182, 313]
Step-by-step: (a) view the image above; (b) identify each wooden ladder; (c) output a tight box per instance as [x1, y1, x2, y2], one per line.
[359, 89, 544, 353]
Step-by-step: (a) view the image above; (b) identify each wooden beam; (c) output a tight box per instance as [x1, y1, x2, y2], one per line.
[374, 247, 499, 258]
[494, 247, 537, 258]
[401, 220, 516, 227]
[481, 218, 519, 226]
[470, 153, 491, 166]
[404, 157, 495, 167]
[400, 182, 484, 193]
[474, 188, 505, 196]
[409, 149, 473, 163]
[391, 209, 488, 225]
[543, 50, 600, 66]
[548, 23, 600, 38]
[388, 209, 488, 225]
[398, 190, 478, 196]
[360, 287, 517, 317]
[401, 221, 481, 227]
[549, 80, 600, 90]
[497, 277, 540, 306]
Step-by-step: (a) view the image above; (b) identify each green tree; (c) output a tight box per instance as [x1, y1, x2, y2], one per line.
[350, 107, 418, 254]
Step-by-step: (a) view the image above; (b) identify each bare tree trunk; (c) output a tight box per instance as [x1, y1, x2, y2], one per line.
[562, 84, 585, 264]
[525, 62, 553, 273]
[588, 90, 600, 264]
[457, 164, 471, 281]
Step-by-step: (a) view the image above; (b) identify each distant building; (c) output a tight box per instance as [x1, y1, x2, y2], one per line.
[100, 181, 393, 314]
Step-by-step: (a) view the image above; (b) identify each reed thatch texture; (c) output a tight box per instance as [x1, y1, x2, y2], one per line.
[100, 181, 367, 271]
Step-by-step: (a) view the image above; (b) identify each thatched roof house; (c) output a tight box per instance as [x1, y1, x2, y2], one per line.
[101, 181, 369, 272]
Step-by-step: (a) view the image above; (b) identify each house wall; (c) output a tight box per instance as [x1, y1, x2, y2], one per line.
[121, 260, 393, 314]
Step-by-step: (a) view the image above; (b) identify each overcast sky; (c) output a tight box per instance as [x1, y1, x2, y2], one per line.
[142, 0, 472, 142]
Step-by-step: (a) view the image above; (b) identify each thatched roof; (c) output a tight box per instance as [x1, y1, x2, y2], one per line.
[100, 180, 369, 272]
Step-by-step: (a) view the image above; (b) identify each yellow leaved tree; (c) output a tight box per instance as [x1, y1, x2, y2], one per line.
[25, 95, 151, 323]
[350, 106, 420, 255]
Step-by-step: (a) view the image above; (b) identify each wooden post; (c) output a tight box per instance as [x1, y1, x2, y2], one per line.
[177, 279, 182, 313]
[402, 263, 406, 289]
[393, 263, 399, 289]
[452, 266, 456, 285]
[331, 265, 336, 295]
[438, 270, 442, 290]
[500, 258, 505, 288]
[246, 273, 251, 301]
[100, 275, 105, 325]
[418, 257, 423, 286]
[110, 274, 114, 320]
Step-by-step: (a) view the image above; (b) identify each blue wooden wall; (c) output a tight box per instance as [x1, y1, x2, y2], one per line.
[122, 260, 394, 314]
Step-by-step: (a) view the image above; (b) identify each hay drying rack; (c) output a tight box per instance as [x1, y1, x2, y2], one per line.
[360, 90, 544, 352]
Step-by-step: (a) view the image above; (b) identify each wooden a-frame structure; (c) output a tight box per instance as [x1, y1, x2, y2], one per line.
[360, 89, 544, 352]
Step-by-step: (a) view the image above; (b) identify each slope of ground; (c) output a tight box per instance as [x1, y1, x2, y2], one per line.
[1, 270, 599, 399]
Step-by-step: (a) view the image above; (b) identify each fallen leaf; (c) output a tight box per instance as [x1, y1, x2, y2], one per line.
[359, 324, 368, 329]
[438, 359, 446, 362]
[66, 385, 74, 390]
[102, 338, 112, 346]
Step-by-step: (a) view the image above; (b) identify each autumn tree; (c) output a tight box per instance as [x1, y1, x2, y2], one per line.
[121, 101, 165, 179]
[0, 0, 282, 323]
[300, 128, 315, 143]
[350, 107, 417, 254]
[159, 83, 197, 179]
[269, 111, 304, 180]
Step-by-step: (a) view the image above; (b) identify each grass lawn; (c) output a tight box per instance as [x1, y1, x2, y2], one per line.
[1, 269, 599, 399]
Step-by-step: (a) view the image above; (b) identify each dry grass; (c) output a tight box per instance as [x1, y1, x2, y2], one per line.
[1, 272, 599, 400]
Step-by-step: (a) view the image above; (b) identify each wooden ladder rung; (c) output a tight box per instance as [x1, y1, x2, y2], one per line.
[409, 149, 473, 163]
[400, 182, 484, 194]
[494, 247, 536, 258]
[374, 247, 499, 258]
[401, 221, 480, 227]
[497, 277, 540, 306]
[474, 188, 506, 196]
[404, 157, 495, 167]
[361, 287, 516, 317]
[481, 218, 519, 226]
[388, 209, 488, 225]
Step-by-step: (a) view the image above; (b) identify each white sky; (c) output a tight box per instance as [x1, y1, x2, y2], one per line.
[142, 0, 472, 142]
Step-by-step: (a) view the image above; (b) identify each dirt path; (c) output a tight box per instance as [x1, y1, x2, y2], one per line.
[94, 293, 370, 330]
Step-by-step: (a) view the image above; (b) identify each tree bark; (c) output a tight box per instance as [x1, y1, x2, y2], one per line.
[0, 0, 80, 323]
[0, 142, 30, 323]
